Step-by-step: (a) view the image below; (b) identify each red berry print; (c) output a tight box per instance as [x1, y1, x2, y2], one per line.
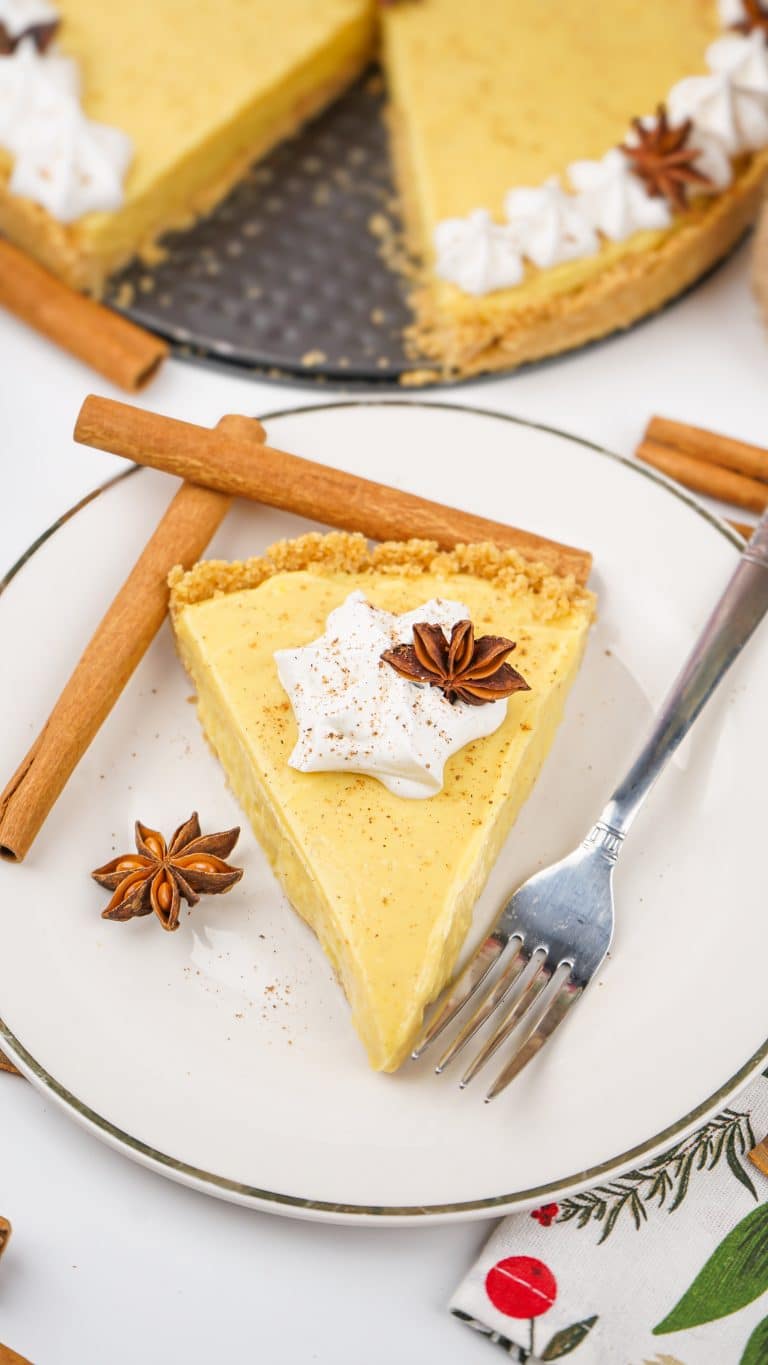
[530, 1202, 560, 1227]
[485, 1255, 557, 1319]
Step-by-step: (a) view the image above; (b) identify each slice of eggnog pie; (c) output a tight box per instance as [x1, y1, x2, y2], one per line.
[169, 532, 595, 1071]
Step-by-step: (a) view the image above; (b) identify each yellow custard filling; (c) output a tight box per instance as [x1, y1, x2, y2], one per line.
[24, 0, 375, 283]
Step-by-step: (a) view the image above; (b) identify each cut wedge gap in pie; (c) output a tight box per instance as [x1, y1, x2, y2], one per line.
[169, 532, 596, 1072]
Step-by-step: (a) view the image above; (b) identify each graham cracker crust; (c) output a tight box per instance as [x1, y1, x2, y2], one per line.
[387, 93, 768, 378]
[168, 531, 595, 625]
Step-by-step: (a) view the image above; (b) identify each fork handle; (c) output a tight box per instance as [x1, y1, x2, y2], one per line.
[598, 510, 768, 844]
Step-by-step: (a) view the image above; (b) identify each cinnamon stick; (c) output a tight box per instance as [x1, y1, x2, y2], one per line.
[0, 240, 168, 391]
[0, 416, 265, 863]
[0, 1347, 32, 1365]
[645, 416, 768, 484]
[636, 439, 768, 514]
[74, 396, 593, 585]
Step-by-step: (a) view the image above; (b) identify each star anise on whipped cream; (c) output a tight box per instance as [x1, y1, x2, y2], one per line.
[731, 0, 768, 37]
[92, 813, 243, 932]
[0, 17, 59, 54]
[381, 619, 530, 706]
[620, 105, 711, 211]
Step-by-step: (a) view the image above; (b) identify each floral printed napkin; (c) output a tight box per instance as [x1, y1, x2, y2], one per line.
[451, 1072, 768, 1363]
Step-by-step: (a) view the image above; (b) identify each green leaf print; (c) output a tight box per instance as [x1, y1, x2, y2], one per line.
[557, 1109, 757, 1242]
[540, 1316, 598, 1359]
[741, 1315, 768, 1365]
[726, 1125, 758, 1201]
[654, 1201, 768, 1334]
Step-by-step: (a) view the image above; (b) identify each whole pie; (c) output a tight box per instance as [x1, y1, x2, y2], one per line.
[169, 532, 595, 1071]
[2, 0, 765, 375]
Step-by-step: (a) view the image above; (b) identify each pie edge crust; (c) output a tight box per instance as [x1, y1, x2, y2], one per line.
[398, 147, 768, 376]
[168, 531, 596, 624]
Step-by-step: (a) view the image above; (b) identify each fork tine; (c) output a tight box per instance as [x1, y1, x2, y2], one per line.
[459, 949, 548, 1088]
[434, 940, 527, 1073]
[485, 967, 581, 1102]
[411, 930, 514, 1060]
[485, 965, 580, 1102]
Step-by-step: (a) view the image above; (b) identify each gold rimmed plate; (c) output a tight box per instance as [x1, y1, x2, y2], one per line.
[1, 401, 766, 1224]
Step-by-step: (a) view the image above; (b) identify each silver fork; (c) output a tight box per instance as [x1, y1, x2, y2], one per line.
[412, 508, 768, 1101]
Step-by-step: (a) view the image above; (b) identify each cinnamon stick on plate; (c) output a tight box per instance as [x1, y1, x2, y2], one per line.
[0, 416, 265, 863]
[0, 240, 168, 391]
[73, 396, 593, 584]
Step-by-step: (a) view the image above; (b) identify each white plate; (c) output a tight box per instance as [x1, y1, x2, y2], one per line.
[1, 401, 766, 1226]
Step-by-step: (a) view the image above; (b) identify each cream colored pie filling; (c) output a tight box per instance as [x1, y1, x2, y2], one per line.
[383, 0, 728, 296]
[170, 535, 595, 1072]
[379, 0, 768, 372]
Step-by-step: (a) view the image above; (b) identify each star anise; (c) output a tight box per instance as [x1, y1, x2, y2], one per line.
[620, 104, 711, 211]
[92, 813, 243, 932]
[0, 19, 59, 54]
[731, 0, 768, 37]
[381, 619, 530, 706]
[0, 1217, 11, 1261]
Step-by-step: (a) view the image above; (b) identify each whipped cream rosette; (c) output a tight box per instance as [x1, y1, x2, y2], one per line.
[0, 8, 132, 222]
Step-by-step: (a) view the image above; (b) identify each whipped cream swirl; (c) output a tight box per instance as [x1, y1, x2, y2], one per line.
[0, 0, 57, 44]
[568, 148, 673, 240]
[0, 36, 132, 221]
[668, 58, 768, 156]
[703, 31, 768, 148]
[0, 0, 56, 46]
[503, 177, 598, 267]
[275, 592, 511, 799]
[434, 208, 524, 295]
[718, 0, 750, 25]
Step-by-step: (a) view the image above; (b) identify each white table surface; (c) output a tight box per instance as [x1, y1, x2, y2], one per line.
[1, 238, 765, 1365]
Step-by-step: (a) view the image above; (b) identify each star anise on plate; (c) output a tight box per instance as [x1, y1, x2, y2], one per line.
[381, 619, 530, 705]
[620, 104, 711, 211]
[92, 813, 243, 932]
[0, 18, 59, 54]
[0, 1217, 11, 1261]
[731, 0, 768, 36]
